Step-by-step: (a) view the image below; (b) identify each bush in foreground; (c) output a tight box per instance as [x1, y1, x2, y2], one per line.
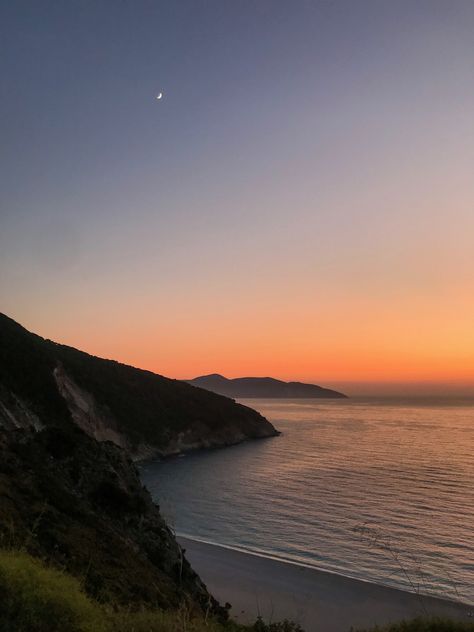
[0, 549, 301, 632]
[1, 549, 472, 632]
[0, 549, 107, 632]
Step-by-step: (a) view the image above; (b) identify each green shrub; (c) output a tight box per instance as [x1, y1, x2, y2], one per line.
[2, 549, 471, 632]
[0, 549, 247, 632]
[0, 549, 108, 632]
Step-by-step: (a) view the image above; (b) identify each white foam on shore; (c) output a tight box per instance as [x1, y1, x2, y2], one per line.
[142, 401, 474, 607]
[177, 532, 469, 607]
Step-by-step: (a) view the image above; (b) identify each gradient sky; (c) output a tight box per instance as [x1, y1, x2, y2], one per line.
[1, 1, 474, 389]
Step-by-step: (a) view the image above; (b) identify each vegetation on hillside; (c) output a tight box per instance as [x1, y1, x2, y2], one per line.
[0, 424, 224, 615]
[1, 549, 471, 632]
[55, 341, 275, 447]
[0, 312, 277, 454]
[0, 312, 276, 625]
[0, 549, 303, 632]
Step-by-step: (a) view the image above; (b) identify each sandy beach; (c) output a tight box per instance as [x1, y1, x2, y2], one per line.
[179, 536, 471, 632]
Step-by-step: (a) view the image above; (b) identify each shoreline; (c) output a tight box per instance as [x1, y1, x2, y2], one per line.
[178, 535, 471, 632]
[177, 532, 455, 599]
[135, 431, 281, 463]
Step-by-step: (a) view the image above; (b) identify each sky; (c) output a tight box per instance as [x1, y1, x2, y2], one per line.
[1, 1, 474, 391]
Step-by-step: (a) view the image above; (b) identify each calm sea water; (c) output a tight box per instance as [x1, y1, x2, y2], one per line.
[140, 398, 474, 605]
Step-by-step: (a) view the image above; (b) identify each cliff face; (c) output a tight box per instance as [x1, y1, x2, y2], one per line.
[0, 313, 278, 460]
[0, 423, 225, 616]
[0, 313, 279, 616]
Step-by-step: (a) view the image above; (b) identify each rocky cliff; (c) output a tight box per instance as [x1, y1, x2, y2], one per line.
[0, 313, 278, 460]
[0, 312, 281, 617]
[0, 423, 225, 616]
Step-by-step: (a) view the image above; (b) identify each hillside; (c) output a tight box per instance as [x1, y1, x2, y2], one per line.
[0, 313, 278, 460]
[0, 423, 223, 616]
[187, 374, 347, 399]
[0, 312, 277, 619]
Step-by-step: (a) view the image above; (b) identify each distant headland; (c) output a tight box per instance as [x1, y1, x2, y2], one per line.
[187, 374, 347, 399]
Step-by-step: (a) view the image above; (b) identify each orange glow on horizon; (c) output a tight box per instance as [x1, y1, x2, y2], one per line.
[2, 1, 474, 397]
[20, 278, 474, 389]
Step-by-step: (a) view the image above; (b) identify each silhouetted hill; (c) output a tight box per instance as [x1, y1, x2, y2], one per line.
[0, 313, 278, 459]
[187, 374, 347, 399]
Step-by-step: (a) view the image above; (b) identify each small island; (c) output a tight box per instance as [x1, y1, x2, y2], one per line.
[187, 374, 347, 399]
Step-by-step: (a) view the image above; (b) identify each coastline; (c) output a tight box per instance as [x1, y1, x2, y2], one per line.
[136, 430, 281, 462]
[178, 535, 471, 632]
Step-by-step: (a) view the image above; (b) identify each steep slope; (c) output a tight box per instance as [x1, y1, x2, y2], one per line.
[0, 423, 225, 617]
[0, 313, 278, 459]
[0, 313, 278, 618]
[187, 374, 347, 399]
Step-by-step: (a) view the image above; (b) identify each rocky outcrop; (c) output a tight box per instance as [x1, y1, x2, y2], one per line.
[53, 364, 130, 450]
[0, 385, 44, 432]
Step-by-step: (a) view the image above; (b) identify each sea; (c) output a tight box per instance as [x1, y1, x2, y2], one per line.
[140, 398, 474, 605]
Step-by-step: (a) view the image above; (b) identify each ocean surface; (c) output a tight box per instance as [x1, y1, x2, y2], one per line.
[140, 398, 474, 605]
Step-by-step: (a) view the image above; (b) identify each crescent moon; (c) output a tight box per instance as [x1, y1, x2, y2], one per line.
[156, 93, 163, 100]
